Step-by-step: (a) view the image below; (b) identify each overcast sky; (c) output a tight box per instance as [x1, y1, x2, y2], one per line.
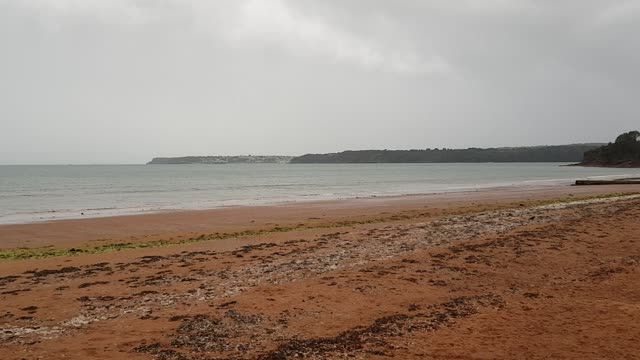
[1, 1, 639, 164]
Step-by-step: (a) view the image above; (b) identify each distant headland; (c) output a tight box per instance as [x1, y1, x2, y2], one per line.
[148, 134, 639, 166]
[577, 131, 640, 168]
[147, 155, 292, 164]
[289, 144, 603, 164]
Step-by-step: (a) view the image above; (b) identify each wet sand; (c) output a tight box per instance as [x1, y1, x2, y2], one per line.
[1, 185, 640, 359]
[1, 184, 638, 250]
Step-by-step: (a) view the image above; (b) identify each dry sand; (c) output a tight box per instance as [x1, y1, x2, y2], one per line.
[1, 184, 639, 359]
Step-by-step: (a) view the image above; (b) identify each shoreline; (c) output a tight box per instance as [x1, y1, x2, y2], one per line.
[4, 164, 639, 226]
[1, 183, 639, 252]
[0, 182, 573, 226]
[2, 177, 637, 227]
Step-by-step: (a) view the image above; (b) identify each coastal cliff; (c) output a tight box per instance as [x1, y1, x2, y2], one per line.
[579, 131, 640, 167]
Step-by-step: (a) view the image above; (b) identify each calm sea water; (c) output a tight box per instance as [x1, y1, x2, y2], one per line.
[0, 163, 637, 224]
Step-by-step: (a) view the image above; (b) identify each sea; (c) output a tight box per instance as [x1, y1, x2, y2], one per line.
[1, 163, 638, 225]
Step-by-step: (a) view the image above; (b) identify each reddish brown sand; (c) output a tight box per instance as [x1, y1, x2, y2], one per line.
[1, 185, 639, 359]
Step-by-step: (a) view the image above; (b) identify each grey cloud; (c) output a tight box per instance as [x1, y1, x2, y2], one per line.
[0, 1, 638, 164]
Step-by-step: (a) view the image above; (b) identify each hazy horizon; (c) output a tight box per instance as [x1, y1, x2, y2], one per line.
[2, 1, 639, 165]
[0, 140, 617, 166]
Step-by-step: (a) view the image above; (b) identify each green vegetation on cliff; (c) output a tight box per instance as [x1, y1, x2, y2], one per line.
[290, 144, 602, 164]
[580, 131, 640, 167]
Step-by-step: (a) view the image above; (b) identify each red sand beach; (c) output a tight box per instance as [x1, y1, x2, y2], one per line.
[1, 184, 640, 359]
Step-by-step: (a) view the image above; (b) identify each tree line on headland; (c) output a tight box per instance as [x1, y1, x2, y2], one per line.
[579, 131, 640, 167]
[289, 144, 603, 164]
